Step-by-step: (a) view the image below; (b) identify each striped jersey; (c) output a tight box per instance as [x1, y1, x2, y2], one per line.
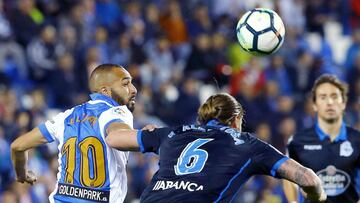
[38, 93, 133, 203]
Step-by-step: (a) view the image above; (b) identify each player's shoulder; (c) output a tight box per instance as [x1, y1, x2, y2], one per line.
[241, 132, 276, 147]
[287, 127, 318, 147]
[86, 99, 119, 113]
[345, 126, 360, 141]
[144, 125, 182, 138]
[96, 105, 132, 118]
[228, 131, 264, 146]
[93, 105, 134, 129]
[110, 105, 132, 115]
[170, 124, 208, 136]
[164, 124, 224, 139]
[239, 132, 257, 141]
[47, 107, 75, 124]
[288, 127, 316, 145]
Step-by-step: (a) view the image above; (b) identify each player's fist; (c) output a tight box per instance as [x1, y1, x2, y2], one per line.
[315, 189, 327, 203]
[301, 187, 327, 203]
[16, 170, 37, 185]
[142, 124, 158, 131]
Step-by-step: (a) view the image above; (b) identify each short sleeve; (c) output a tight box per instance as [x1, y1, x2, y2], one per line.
[38, 109, 74, 143]
[137, 127, 173, 153]
[99, 106, 134, 136]
[251, 138, 289, 178]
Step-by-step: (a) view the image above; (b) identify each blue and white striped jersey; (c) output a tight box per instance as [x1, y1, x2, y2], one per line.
[38, 93, 133, 203]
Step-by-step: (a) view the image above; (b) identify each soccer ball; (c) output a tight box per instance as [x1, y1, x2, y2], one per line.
[236, 8, 285, 56]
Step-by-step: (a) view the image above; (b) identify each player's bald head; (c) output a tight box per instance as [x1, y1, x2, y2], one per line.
[89, 64, 129, 93]
[89, 63, 137, 111]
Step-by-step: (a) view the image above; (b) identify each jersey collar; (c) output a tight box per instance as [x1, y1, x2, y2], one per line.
[90, 93, 120, 107]
[315, 121, 347, 142]
[206, 119, 227, 127]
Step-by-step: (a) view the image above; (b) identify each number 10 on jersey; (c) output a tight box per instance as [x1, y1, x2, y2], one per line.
[174, 138, 213, 175]
[62, 136, 106, 187]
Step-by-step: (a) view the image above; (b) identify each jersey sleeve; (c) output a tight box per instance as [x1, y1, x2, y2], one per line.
[99, 106, 134, 136]
[251, 136, 289, 178]
[38, 109, 73, 143]
[137, 127, 173, 153]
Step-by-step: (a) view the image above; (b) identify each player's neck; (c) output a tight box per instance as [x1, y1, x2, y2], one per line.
[317, 118, 342, 141]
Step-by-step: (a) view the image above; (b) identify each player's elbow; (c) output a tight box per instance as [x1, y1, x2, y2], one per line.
[11, 138, 26, 152]
[105, 133, 116, 148]
[105, 132, 124, 149]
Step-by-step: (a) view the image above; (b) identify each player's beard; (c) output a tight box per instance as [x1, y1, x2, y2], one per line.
[324, 117, 338, 124]
[111, 89, 135, 112]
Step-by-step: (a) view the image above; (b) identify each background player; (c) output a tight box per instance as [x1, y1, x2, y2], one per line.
[105, 93, 326, 202]
[283, 74, 360, 203]
[11, 64, 137, 203]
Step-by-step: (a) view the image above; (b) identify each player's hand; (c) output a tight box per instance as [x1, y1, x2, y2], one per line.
[142, 124, 158, 131]
[300, 188, 326, 203]
[16, 170, 37, 185]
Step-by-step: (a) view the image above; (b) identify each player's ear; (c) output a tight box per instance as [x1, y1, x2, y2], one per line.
[340, 102, 346, 111]
[236, 115, 243, 132]
[100, 87, 111, 97]
[230, 115, 242, 131]
[312, 101, 318, 112]
[312, 104, 318, 112]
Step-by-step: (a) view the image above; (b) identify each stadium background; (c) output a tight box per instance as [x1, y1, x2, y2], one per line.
[0, 0, 359, 202]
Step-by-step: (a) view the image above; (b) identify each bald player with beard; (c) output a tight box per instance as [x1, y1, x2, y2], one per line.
[11, 64, 138, 203]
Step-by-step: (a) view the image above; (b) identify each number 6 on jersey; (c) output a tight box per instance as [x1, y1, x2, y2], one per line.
[174, 138, 213, 175]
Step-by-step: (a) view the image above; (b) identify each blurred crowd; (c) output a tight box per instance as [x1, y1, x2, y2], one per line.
[0, 0, 359, 203]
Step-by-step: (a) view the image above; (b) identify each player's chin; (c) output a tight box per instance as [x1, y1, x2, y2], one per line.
[324, 116, 340, 123]
[127, 101, 136, 112]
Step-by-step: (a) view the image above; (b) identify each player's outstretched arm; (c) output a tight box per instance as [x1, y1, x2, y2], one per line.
[277, 158, 326, 202]
[11, 128, 48, 185]
[105, 122, 140, 151]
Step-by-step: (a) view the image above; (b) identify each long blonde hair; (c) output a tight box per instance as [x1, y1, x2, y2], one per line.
[197, 93, 243, 125]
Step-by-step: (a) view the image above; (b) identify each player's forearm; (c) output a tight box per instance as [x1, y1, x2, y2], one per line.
[295, 167, 324, 200]
[11, 147, 28, 179]
[277, 159, 324, 201]
[11, 133, 30, 176]
[106, 128, 140, 151]
[106, 122, 138, 150]
[10, 128, 48, 183]
[293, 166, 320, 190]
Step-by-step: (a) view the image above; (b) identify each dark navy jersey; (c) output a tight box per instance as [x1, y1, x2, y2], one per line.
[136, 120, 288, 203]
[288, 123, 360, 203]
